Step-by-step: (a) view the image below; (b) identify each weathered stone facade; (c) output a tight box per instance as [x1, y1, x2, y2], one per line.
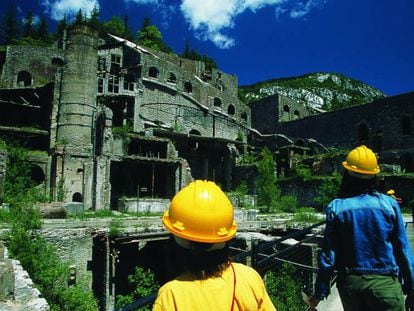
[0, 25, 251, 211]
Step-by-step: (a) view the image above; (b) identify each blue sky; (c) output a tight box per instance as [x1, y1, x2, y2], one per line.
[2, 0, 413, 96]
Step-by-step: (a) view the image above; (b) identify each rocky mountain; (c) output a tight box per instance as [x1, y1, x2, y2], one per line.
[238, 72, 386, 111]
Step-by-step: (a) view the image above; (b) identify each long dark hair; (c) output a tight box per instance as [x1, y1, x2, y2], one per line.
[337, 170, 380, 199]
[165, 236, 231, 280]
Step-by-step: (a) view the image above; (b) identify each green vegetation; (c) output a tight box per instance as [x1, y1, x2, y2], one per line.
[255, 147, 280, 211]
[115, 266, 159, 311]
[266, 263, 307, 311]
[2, 142, 99, 310]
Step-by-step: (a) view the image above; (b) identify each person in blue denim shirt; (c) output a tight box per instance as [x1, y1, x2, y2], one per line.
[308, 145, 414, 311]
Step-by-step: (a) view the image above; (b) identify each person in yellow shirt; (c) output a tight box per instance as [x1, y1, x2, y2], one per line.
[153, 180, 276, 311]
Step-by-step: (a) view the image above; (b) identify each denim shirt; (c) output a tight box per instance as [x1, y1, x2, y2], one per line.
[314, 192, 414, 300]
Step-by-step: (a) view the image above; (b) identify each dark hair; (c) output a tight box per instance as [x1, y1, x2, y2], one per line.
[337, 170, 379, 199]
[166, 236, 231, 280]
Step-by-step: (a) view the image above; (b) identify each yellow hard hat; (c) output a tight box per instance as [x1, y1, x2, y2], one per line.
[162, 180, 237, 243]
[342, 145, 380, 176]
[387, 189, 395, 195]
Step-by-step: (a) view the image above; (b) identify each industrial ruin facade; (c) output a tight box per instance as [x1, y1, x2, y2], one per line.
[1, 24, 414, 211]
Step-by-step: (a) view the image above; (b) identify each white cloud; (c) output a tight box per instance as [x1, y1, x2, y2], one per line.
[180, 0, 327, 49]
[42, 0, 99, 21]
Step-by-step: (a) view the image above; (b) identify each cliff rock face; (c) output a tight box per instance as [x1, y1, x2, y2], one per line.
[239, 72, 386, 111]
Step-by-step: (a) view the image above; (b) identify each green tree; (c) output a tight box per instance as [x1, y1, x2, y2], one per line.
[36, 16, 50, 42]
[136, 17, 172, 53]
[265, 263, 306, 311]
[115, 266, 159, 310]
[22, 11, 35, 38]
[255, 147, 280, 211]
[103, 16, 127, 37]
[1, 4, 20, 44]
[74, 9, 84, 25]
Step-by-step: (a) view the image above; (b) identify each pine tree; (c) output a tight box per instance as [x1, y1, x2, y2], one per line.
[1, 5, 20, 44]
[22, 11, 35, 38]
[36, 16, 49, 42]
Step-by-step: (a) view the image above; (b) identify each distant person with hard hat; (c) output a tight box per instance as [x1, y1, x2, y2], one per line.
[153, 180, 276, 311]
[387, 189, 404, 205]
[307, 145, 414, 311]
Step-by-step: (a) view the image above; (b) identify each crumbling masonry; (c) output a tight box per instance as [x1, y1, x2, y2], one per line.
[0, 24, 414, 210]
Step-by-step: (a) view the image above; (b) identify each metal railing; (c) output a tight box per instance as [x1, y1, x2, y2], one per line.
[116, 221, 326, 311]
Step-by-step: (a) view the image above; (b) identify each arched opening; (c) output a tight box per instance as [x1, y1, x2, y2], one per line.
[402, 116, 411, 135]
[148, 66, 159, 78]
[17, 71, 32, 87]
[167, 72, 176, 84]
[227, 104, 235, 116]
[30, 165, 45, 185]
[358, 123, 370, 143]
[293, 110, 300, 119]
[283, 105, 290, 113]
[51, 57, 64, 67]
[72, 192, 83, 202]
[184, 81, 192, 93]
[214, 97, 222, 107]
[189, 129, 201, 136]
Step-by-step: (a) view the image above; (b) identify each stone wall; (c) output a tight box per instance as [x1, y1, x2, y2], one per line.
[275, 92, 414, 152]
[0, 244, 49, 311]
[0, 46, 64, 88]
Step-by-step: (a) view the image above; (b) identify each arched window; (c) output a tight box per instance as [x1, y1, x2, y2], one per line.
[293, 110, 300, 119]
[402, 116, 411, 135]
[227, 104, 235, 115]
[184, 81, 192, 93]
[283, 105, 290, 113]
[358, 123, 370, 143]
[17, 71, 32, 87]
[214, 97, 222, 107]
[149, 66, 159, 78]
[167, 72, 177, 84]
[189, 129, 201, 136]
[72, 192, 83, 202]
[51, 57, 64, 67]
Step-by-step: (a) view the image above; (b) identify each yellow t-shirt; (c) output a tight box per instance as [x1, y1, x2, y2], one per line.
[152, 262, 276, 311]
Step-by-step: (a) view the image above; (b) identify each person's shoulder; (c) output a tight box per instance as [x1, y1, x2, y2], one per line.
[232, 263, 261, 277]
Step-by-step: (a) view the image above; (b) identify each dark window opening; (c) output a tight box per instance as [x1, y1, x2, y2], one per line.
[184, 81, 192, 93]
[110, 55, 121, 74]
[293, 110, 300, 119]
[98, 78, 104, 93]
[30, 165, 45, 185]
[214, 97, 222, 107]
[358, 123, 370, 143]
[149, 67, 159, 78]
[123, 74, 134, 91]
[241, 112, 248, 122]
[51, 57, 64, 67]
[108, 75, 119, 93]
[402, 116, 411, 135]
[283, 105, 290, 113]
[17, 71, 32, 87]
[72, 192, 83, 202]
[227, 104, 235, 116]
